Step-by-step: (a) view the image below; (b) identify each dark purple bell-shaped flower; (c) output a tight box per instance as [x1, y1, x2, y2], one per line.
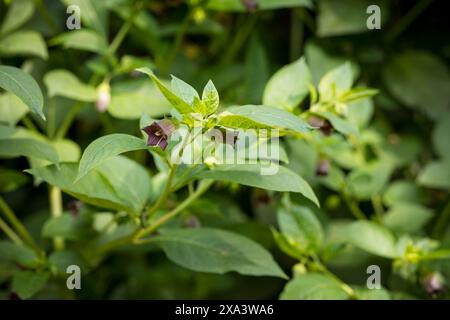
[142, 119, 175, 150]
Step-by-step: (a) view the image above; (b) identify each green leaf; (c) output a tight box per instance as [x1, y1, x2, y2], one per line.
[0, 138, 59, 166]
[318, 62, 353, 101]
[432, 114, 450, 159]
[383, 51, 450, 119]
[42, 213, 92, 241]
[48, 250, 88, 274]
[313, 111, 358, 136]
[305, 41, 350, 85]
[280, 273, 349, 300]
[49, 29, 107, 54]
[0, 0, 35, 36]
[0, 65, 45, 120]
[108, 79, 172, 119]
[263, 57, 311, 111]
[197, 164, 319, 206]
[202, 80, 219, 115]
[77, 133, 147, 181]
[353, 287, 391, 300]
[62, 0, 107, 37]
[339, 87, 378, 103]
[12, 271, 50, 299]
[0, 31, 48, 59]
[27, 156, 152, 213]
[0, 92, 29, 126]
[136, 67, 193, 114]
[245, 36, 269, 104]
[154, 228, 287, 278]
[171, 75, 199, 106]
[417, 161, 450, 190]
[347, 162, 394, 200]
[44, 70, 97, 102]
[277, 204, 324, 254]
[0, 168, 29, 193]
[344, 221, 397, 258]
[218, 105, 311, 134]
[207, 0, 312, 11]
[0, 241, 39, 267]
[382, 203, 433, 233]
[382, 180, 423, 207]
[30, 139, 81, 169]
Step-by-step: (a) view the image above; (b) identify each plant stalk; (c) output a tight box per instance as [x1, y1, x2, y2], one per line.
[0, 196, 37, 250]
[49, 186, 65, 250]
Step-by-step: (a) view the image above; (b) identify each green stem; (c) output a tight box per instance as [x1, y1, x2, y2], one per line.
[290, 9, 303, 61]
[136, 180, 213, 240]
[0, 217, 23, 246]
[220, 14, 258, 66]
[386, 0, 434, 44]
[343, 192, 366, 220]
[49, 187, 65, 250]
[0, 196, 37, 250]
[21, 116, 39, 133]
[47, 99, 57, 139]
[144, 164, 178, 223]
[312, 254, 356, 299]
[371, 194, 384, 222]
[161, 9, 194, 74]
[432, 200, 450, 239]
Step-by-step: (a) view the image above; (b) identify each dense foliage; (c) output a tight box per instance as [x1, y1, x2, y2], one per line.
[0, 0, 449, 300]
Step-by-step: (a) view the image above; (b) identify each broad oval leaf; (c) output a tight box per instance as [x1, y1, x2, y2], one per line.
[77, 133, 147, 180]
[382, 203, 433, 233]
[108, 79, 171, 119]
[218, 105, 311, 134]
[277, 204, 324, 253]
[280, 273, 349, 300]
[432, 114, 450, 159]
[197, 164, 319, 206]
[202, 80, 219, 115]
[44, 70, 97, 102]
[417, 161, 450, 190]
[0, 138, 59, 166]
[12, 271, 50, 300]
[0, 0, 35, 35]
[0, 65, 45, 119]
[27, 156, 151, 213]
[383, 51, 450, 119]
[263, 57, 312, 111]
[49, 29, 107, 54]
[154, 228, 287, 279]
[344, 221, 397, 258]
[0, 31, 48, 59]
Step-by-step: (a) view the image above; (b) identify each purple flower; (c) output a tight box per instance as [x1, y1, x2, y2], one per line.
[142, 119, 175, 150]
[316, 158, 330, 177]
[423, 273, 444, 296]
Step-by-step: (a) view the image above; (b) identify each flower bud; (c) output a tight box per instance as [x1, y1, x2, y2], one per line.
[308, 115, 333, 136]
[316, 158, 330, 177]
[96, 81, 111, 112]
[422, 272, 445, 296]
